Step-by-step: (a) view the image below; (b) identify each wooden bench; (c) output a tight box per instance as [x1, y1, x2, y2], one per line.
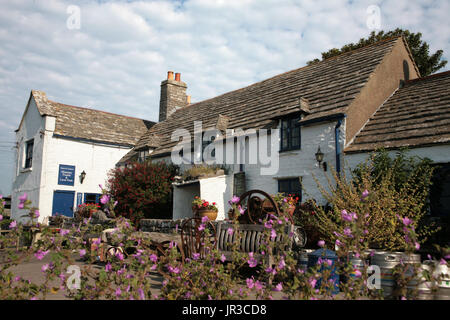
[215, 221, 294, 266]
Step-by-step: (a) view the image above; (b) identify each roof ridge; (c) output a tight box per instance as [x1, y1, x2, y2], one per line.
[169, 36, 401, 118]
[49, 100, 153, 123]
[404, 70, 450, 85]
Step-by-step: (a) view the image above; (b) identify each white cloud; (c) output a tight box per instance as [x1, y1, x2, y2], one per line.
[0, 0, 448, 195]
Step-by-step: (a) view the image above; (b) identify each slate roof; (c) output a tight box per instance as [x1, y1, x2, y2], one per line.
[346, 70, 450, 153]
[121, 36, 407, 163]
[23, 91, 154, 147]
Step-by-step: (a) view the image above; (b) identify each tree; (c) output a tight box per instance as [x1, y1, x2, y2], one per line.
[307, 29, 447, 77]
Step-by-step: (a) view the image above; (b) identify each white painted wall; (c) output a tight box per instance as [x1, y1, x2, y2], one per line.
[344, 144, 450, 172]
[172, 175, 234, 221]
[12, 99, 45, 222]
[243, 120, 346, 205]
[199, 174, 233, 221]
[160, 119, 347, 213]
[12, 98, 133, 223]
[173, 182, 200, 220]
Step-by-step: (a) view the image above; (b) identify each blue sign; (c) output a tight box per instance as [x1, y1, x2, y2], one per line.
[58, 164, 75, 186]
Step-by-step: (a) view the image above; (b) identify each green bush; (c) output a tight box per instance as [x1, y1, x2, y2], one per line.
[310, 148, 437, 251]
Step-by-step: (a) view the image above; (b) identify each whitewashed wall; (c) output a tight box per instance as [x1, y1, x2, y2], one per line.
[11, 99, 45, 222]
[345, 144, 450, 171]
[12, 99, 133, 223]
[159, 119, 347, 214]
[244, 120, 346, 205]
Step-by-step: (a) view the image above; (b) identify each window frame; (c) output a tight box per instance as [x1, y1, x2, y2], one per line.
[280, 116, 301, 152]
[277, 177, 302, 202]
[24, 139, 34, 169]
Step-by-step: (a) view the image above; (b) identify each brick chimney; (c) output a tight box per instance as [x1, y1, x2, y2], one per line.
[159, 71, 188, 122]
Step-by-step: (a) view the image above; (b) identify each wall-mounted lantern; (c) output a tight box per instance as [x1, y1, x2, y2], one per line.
[315, 146, 327, 171]
[80, 170, 86, 184]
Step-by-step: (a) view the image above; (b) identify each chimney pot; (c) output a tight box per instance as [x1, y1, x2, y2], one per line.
[167, 71, 174, 80]
[187, 95, 191, 105]
[175, 72, 181, 81]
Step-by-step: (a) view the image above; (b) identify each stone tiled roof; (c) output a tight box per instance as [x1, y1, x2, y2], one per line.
[123, 37, 403, 162]
[30, 91, 154, 146]
[346, 70, 450, 153]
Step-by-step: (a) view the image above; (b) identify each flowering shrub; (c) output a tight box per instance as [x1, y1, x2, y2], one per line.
[310, 149, 437, 251]
[191, 196, 218, 212]
[0, 192, 448, 301]
[107, 161, 179, 224]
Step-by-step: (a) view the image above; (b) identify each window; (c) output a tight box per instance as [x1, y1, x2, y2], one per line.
[280, 116, 301, 151]
[138, 149, 149, 163]
[84, 193, 101, 204]
[278, 177, 302, 202]
[24, 139, 34, 169]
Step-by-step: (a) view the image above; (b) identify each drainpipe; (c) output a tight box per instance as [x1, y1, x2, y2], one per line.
[335, 118, 343, 175]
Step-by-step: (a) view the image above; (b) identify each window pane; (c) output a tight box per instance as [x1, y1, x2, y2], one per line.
[279, 180, 290, 193]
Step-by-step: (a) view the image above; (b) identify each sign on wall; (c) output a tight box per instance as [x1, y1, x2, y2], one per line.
[76, 192, 83, 206]
[58, 164, 75, 186]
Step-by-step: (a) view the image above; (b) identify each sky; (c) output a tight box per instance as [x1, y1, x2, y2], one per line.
[0, 0, 449, 196]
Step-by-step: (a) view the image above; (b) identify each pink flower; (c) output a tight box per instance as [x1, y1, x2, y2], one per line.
[227, 228, 234, 236]
[19, 193, 27, 202]
[230, 195, 240, 204]
[60, 229, 69, 236]
[105, 263, 112, 272]
[149, 254, 158, 263]
[247, 252, 258, 268]
[278, 258, 286, 270]
[41, 264, 50, 272]
[246, 278, 255, 289]
[138, 288, 145, 300]
[79, 249, 86, 257]
[192, 253, 200, 260]
[238, 205, 245, 215]
[100, 194, 110, 204]
[115, 287, 122, 297]
[402, 217, 413, 226]
[18, 202, 24, 209]
[343, 227, 353, 238]
[317, 240, 325, 247]
[354, 269, 362, 278]
[415, 242, 420, 251]
[270, 229, 277, 240]
[440, 259, 447, 265]
[116, 252, 124, 261]
[168, 265, 180, 274]
[9, 221, 17, 229]
[201, 215, 209, 223]
[34, 250, 49, 260]
[0, 215, 3, 221]
[220, 254, 226, 263]
[264, 221, 273, 229]
[198, 224, 205, 231]
[335, 239, 342, 247]
[273, 283, 283, 291]
[361, 189, 369, 200]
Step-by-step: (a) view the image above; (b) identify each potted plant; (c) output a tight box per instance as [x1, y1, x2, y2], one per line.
[271, 193, 299, 216]
[192, 196, 219, 221]
[76, 203, 101, 219]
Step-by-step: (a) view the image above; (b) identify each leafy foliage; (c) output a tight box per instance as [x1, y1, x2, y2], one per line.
[310, 149, 437, 250]
[107, 161, 179, 224]
[307, 29, 447, 76]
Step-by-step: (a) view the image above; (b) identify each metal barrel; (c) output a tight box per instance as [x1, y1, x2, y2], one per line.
[297, 249, 314, 271]
[406, 262, 434, 300]
[434, 263, 450, 300]
[371, 251, 420, 299]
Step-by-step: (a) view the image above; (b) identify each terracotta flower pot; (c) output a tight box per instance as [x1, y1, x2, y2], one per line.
[197, 208, 218, 221]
